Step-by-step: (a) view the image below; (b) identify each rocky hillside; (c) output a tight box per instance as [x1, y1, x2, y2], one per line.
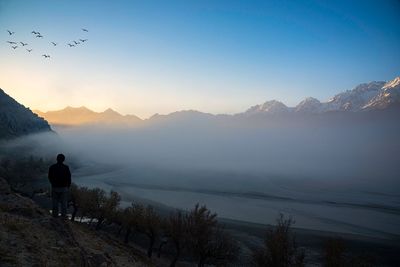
[0, 89, 51, 139]
[0, 177, 152, 267]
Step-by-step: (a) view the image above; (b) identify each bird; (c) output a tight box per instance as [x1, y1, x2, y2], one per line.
[73, 40, 80, 45]
[51, 42, 57, 46]
[20, 42, 28, 46]
[79, 39, 88, 42]
[42, 54, 50, 58]
[36, 34, 43, 38]
[31, 31, 38, 34]
[7, 41, 17, 44]
[11, 46, 18, 49]
[82, 28, 88, 32]
[7, 30, 15, 35]
[27, 49, 33, 52]
[67, 43, 75, 47]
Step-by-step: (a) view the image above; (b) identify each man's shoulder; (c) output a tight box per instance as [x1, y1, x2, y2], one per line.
[50, 163, 69, 169]
[49, 163, 58, 169]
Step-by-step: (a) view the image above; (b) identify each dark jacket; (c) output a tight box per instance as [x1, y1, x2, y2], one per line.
[48, 163, 71, 188]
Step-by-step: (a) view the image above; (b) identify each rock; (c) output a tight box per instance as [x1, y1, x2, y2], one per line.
[89, 253, 111, 266]
[0, 177, 11, 193]
[56, 240, 66, 247]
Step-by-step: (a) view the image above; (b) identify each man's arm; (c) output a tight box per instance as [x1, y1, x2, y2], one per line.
[48, 166, 54, 186]
[66, 166, 71, 187]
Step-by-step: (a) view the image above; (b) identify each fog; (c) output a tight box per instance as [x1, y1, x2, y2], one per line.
[7, 110, 400, 238]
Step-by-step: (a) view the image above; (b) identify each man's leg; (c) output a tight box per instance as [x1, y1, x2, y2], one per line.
[52, 190, 59, 217]
[60, 189, 68, 218]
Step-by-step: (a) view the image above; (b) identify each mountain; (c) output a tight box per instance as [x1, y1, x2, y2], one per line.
[149, 110, 214, 122]
[245, 76, 400, 115]
[295, 97, 322, 113]
[324, 81, 385, 112]
[34, 106, 142, 126]
[0, 88, 51, 139]
[28, 76, 400, 126]
[364, 77, 400, 109]
[245, 100, 290, 115]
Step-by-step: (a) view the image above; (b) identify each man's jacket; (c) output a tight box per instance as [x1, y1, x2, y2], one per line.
[48, 163, 71, 188]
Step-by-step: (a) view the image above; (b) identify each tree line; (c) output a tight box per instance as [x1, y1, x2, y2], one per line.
[68, 184, 239, 266]
[68, 184, 375, 267]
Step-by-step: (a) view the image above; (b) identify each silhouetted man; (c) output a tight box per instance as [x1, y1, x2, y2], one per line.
[48, 154, 71, 218]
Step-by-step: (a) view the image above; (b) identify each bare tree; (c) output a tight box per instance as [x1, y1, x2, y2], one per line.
[95, 190, 121, 230]
[68, 184, 98, 222]
[109, 207, 125, 236]
[253, 214, 305, 267]
[68, 183, 80, 221]
[185, 203, 238, 267]
[142, 205, 162, 258]
[323, 238, 346, 267]
[122, 202, 144, 244]
[164, 210, 186, 266]
[206, 226, 239, 266]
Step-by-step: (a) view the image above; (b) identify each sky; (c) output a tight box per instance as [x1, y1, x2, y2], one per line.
[0, 0, 399, 118]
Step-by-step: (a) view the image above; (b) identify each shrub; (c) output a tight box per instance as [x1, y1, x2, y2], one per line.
[142, 205, 162, 258]
[186, 203, 239, 267]
[253, 214, 305, 267]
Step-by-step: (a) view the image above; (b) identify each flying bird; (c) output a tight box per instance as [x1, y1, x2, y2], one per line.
[51, 42, 57, 46]
[79, 39, 88, 42]
[7, 30, 15, 35]
[67, 43, 75, 47]
[73, 40, 80, 45]
[7, 41, 17, 44]
[20, 42, 28, 46]
[11, 46, 18, 49]
[42, 54, 50, 58]
[36, 34, 43, 38]
[82, 28, 88, 32]
[27, 49, 33, 52]
[31, 31, 38, 34]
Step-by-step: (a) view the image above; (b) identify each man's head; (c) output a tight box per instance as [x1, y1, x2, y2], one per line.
[56, 154, 65, 163]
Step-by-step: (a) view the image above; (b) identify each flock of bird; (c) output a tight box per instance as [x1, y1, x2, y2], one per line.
[5, 28, 89, 59]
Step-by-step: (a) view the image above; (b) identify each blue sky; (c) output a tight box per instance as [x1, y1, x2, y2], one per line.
[0, 0, 399, 118]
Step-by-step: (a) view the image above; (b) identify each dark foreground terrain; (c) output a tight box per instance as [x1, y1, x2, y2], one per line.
[1, 175, 400, 266]
[0, 177, 153, 267]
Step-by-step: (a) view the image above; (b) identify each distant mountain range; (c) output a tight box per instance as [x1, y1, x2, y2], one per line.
[0, 89, 51, 139]
[34, 106, 141, 126]
[245, 76, 400, 115]
[33, 76, 400, 126]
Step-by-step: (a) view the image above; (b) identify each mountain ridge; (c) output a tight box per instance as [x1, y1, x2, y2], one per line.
[30, 76, 400, 125]
[0, 88, 52, 139]
[34, 106, 142, 126]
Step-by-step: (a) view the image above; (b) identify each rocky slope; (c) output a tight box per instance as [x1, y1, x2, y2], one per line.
[0, 177, 152, 267]
[0, 89, 51, 139]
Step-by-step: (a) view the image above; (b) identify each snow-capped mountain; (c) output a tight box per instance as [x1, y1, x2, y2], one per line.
[323, 81, 385, 112]
[245, 100, 290, 115]
[295, 97, 322, 113]
[363, 77, 400, 109]
[245, 76, 399, 115]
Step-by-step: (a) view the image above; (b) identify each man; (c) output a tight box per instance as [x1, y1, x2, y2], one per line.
[48, 154, 71, 218]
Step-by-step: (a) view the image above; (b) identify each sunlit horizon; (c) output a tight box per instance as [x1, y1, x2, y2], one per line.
[1, 0, 399, 118]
